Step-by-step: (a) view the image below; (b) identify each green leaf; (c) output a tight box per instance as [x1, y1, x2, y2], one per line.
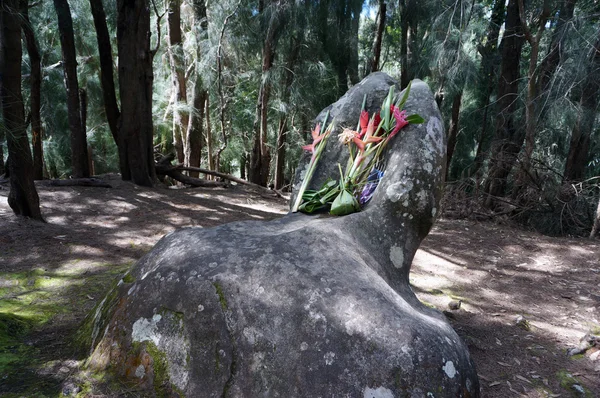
[406, 114, 425, 124]
[330, 189, 360, 216]
[379, 86, 394, 129]
[396, 80, 413, 110]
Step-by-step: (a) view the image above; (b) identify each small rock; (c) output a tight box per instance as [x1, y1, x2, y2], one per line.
[572, 384, 585, 396]
[588, 350, 600, 361]
[62, 382, 80, 397]
[515, 315, 531, 331]
[448, 300, 462, 310]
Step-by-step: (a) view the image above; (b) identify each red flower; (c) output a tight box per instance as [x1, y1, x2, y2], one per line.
[390, 106, 408, 138]
[359, 110, 381, 138]
[302, 123, 323, 153]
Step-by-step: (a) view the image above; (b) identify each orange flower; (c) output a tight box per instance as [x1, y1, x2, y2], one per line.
[302, 123, 323, 153]
[353, 117, 383, 152]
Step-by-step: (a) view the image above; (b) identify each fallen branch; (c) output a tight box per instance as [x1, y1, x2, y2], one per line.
[155, 164, 228, 188]
[175, 165, 284, 198]
[40, 178, 112, 188]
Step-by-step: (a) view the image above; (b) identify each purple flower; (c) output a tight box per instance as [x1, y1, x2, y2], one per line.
[359, 168, 384, 205]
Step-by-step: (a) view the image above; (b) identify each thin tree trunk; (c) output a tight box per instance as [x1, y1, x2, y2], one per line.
[117, 0, 155, 186]
[591, 196, 600, 238]
[368, 0, 386, 74]
[167, 0, 187, 164]
[205, 95, 214, 173]
[79, 88, 92, 175]
[185, 0, 208, 178]
[446, 91, 462, 181]
[249, 3, 285, 186]
[516, 0, 550, 182]
[274, 116, 287, 190]
[54, 0, 89, 178]
[563, 30, 600, 182]
[0, 0, 43, 220]
[89, 0, 124, 174]
[484, 0, 525, 209]
[20, 0, 43, 180]
[471, 0, 505, 175]
[215, 3, 239, 174]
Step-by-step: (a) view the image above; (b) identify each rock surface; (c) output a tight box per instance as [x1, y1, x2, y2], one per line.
[83, 73, 480, 397]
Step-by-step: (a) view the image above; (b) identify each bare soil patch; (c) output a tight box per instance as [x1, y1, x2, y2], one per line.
[0, 174, 598, 397]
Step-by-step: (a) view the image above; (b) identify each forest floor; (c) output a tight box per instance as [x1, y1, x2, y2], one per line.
[0, 174, 599, 398]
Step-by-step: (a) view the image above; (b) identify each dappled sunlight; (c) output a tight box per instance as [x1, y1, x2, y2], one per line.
[413, 218, 600, 396]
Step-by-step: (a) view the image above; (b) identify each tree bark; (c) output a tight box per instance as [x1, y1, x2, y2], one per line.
[20, 0, 43, 180]
[185, 0, 208, 178]
[563, 30, 600, 182]
[117, 0, 156, 186]
[0, 0, 43, 220]
[484, 0, 525, 209]
[445, 91, 462, 181]
[53, 0, 89, 178]
[167, 0, 187, 164]
[89, 0, 123, 174]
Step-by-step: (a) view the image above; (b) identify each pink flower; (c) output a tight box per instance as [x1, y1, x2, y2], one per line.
[390, 106, 408, 137]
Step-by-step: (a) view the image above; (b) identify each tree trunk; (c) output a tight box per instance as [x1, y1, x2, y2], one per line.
[117, 0, 155, 186]
[89, 0, 123, 174]
[0, 0, 43, 220]
[538, 0, 577, 105]
[563, 30, 600, 182]
[167, 0, 187, 164]
[185, 0, 208, 178]
[484, 0, 525, 209]
[445, 91, 462, 181]
[53, 0, 89, 178]
[20, 0, 43, 180]
[368, 0, 386, 74]
[399, 0, 410, 89]
[214, 3, 240, 175]
[471, 0, 506, 175]
[249, 4, 285, 186]
[516, 0, 549, 184]
[347, 0, 361, 85]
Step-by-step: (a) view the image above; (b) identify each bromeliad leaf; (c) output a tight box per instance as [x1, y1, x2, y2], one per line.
[330, 189, 360, 216]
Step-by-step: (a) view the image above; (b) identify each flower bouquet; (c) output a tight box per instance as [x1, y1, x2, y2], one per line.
[292, 81, 424, 216]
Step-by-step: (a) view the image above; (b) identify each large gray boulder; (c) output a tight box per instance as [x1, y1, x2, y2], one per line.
[82, 73, 479, 397]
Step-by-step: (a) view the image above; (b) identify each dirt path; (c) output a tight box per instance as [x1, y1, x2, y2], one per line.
[1, 175, 598, 397]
